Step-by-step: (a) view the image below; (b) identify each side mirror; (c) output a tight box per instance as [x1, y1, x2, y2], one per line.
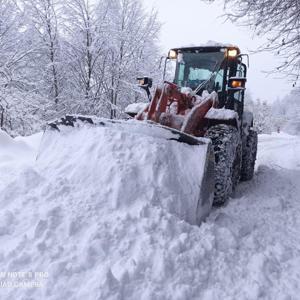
[137, 77, 152, 88]
[239, 54, 250, 68]
[228, 77, 246, 91]
[137, 77, 153, 100]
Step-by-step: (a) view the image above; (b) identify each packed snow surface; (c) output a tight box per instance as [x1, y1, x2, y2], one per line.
[0, 127, 300, 299]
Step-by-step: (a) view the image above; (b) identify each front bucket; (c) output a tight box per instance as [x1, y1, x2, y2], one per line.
[196, 143, 215, 223]
[42, 114, 214, 225]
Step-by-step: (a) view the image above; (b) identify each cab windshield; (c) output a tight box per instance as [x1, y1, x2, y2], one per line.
[173, 51, 225, 91]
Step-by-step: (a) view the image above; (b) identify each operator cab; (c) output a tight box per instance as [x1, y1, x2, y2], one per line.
[167, 46, 248, 117]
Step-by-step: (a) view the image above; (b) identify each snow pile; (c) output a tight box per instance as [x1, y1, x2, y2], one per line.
[0, 122, 213, 299]
[205, 107, 238, 120]
[0, 129, 32, 163]
[0, 130, 42, 191]
[0, 129, 42, 163]
[37, 122, 208, 225]
[14, 131, 43, 152]
[1, 126, 300, 299]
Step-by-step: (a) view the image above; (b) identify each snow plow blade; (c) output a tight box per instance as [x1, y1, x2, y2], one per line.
[43, 115, 215, 224]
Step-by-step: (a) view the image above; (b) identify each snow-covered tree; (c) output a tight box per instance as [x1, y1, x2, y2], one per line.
[0, 1, 45, 135]
[0, 0, 161, 135]
[272, 91, 300, 134]
[207, 0, 300, 80]
[254, 99, 273, 134]
[244, 92, 275, 134]
[100, 0, 160, 118]
[21, 0, 63, 106]
[61, 0, 106, 114]
[61, 0, 160, 118]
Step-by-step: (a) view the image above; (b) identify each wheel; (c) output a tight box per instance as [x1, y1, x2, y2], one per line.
[205, 124, 240, 206]
[232, 140, 242, 191]
[241, 129, 258, 181]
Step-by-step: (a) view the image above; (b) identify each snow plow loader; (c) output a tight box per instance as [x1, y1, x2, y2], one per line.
[45, 45, 257, 224]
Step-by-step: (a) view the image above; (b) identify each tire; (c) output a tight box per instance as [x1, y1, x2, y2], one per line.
[232, 140, 242, 190]
[205, 124, 240, 206]
[241, 129, 258, 181]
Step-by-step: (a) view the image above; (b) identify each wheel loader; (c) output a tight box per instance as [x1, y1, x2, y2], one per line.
[127, 45, 258, 205]
[47, 44, 257, 223]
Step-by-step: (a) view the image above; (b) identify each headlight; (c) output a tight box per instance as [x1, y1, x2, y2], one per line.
[227, 49, 238, 58]
[168, 50, 177, 59]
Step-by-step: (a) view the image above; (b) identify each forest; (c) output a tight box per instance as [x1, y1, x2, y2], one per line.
[0, 0, 160, 135]
[1, 0, 300, 136]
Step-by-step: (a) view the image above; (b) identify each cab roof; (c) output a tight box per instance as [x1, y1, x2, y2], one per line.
[170, 46, 241, 54]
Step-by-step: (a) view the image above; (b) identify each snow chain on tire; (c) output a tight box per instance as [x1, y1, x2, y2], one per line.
[205, 124, 240, 206]
[241, 129, 258, 181]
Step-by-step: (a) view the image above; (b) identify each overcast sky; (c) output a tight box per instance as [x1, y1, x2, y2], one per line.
[142, 0, 293, 102]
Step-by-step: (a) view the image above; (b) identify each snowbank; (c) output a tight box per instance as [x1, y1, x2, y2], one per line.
[14, 131, 43, 152]
[1, 127, 300, 299]
[258, 133, 300, 170]
[0, 122, 214, 299]
[0, 129, 41, 163]
[0, 130, 32, 162]
[0, 130, 42, 191]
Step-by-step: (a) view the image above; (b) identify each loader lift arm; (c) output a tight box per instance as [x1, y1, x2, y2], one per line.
[136, 81, 218, 136]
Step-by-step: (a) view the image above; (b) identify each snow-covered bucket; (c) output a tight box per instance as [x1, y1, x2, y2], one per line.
[38, 116, 214, 225]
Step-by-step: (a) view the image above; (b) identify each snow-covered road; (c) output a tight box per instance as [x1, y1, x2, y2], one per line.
[205, 133, 300, 299]
[0, 129, 299, 300]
